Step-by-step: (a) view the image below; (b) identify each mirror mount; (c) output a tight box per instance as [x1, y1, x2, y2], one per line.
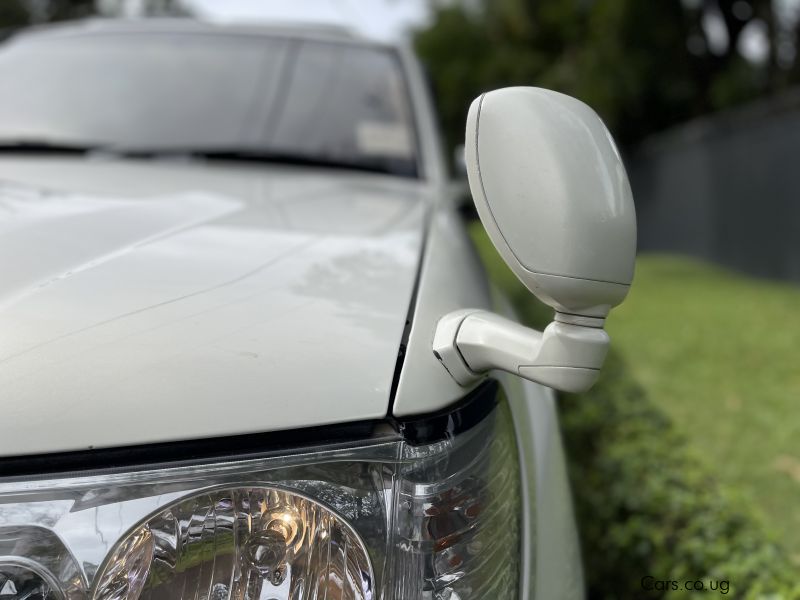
[433, 310, 608, 394]
[433, 87, 636, 394]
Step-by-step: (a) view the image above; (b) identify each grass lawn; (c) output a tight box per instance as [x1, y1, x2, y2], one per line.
[606, 254, 800, 558]
[469, 223, 800, 558]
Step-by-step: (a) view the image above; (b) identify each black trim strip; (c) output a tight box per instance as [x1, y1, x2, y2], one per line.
[0, 420, 383, 479]
[0, 380, 499, 479]
[387, 203, 431, 410]
[393, 378, 498, 445]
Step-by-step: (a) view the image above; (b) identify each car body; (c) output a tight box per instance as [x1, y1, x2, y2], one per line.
[0, 19, 583, 599]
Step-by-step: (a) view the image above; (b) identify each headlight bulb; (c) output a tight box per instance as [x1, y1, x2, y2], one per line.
[245, 529, 288, 585]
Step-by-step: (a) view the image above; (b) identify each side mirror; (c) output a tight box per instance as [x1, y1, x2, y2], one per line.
[433, 87, 636, 394]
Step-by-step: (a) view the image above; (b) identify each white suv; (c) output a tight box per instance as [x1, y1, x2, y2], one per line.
[0, 18, 635, 600]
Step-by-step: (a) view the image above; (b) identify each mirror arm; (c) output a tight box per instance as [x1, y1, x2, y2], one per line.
[433, 309, 610, 394]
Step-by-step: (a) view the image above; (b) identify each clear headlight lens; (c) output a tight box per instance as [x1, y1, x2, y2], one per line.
[93, 486, 374, 600]
[0, 383, 520, 599]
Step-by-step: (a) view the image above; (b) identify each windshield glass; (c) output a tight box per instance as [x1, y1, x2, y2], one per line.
[0, 31, 420, 177]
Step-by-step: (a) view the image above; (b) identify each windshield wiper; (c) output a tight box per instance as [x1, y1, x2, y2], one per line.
[0, 140, 115, 155]
[112, 147, 414, 177]
[0, 142, 417, 177]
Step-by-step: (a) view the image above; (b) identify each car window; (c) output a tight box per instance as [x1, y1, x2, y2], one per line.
[269, 42, 417, 175]
[0, 32, 419, 177]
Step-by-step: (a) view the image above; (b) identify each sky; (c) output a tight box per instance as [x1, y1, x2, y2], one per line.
[183, 0, 430, 41]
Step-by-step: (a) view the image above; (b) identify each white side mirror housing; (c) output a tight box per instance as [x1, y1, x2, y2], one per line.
[434, 87, 637, 394]
[467, 87, 636, 318]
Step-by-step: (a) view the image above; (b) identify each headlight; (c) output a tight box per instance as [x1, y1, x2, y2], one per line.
[0, 382, 520, 600]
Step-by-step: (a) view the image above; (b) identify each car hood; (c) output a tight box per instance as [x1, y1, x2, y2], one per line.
[0, 157, 428, 457]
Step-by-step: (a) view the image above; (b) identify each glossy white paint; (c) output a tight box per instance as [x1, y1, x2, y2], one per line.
[502, 373, 585, 600]
[431, 87, 637, 397]
[0, 158, 427, 456]
[465, 87, 637, 318]
[391, 204, 493, 416]
[492, 288, 584, 600]
[0, 21, 472, 454]
[436, 310, 609, 393]
[0, 23, 587, 596]
[515, 374, 585, 600]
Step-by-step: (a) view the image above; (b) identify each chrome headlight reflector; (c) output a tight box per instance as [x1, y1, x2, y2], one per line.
[0, 383, 520, 599]
[93, 486, 374, 600]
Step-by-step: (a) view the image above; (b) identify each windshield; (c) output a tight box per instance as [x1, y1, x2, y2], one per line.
[0, 31, 420, 177]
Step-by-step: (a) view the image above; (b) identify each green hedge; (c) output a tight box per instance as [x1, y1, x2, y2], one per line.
[469, 224, 800, 599]
[562, 354, 800, 599]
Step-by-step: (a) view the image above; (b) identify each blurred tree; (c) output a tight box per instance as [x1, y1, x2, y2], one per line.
[39, 0, 96, 21]
[416, 0, 799, 149]
[0, 0, 33, 34]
